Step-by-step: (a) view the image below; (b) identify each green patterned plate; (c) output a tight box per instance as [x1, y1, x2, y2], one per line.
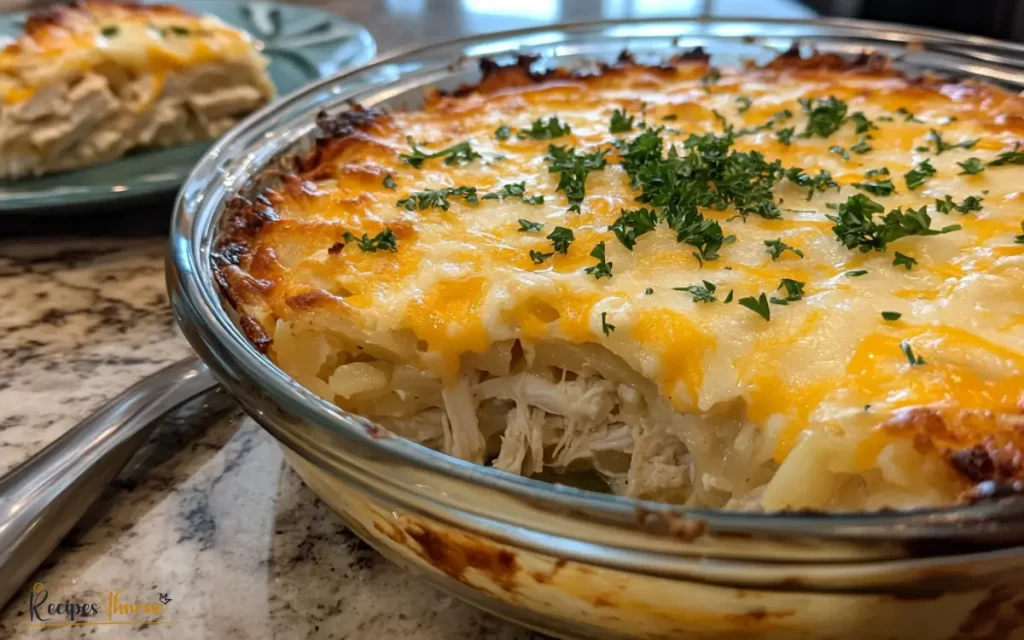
[0, 0, 375, 215]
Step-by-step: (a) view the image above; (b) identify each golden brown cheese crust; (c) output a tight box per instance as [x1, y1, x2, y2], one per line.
[216, 51, 1024, 503]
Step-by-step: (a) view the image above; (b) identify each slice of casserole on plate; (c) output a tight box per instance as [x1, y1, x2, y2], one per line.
[0, 0, 275, 179]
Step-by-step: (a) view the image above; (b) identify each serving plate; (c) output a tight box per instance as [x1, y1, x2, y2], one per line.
[0, 0, 375, 216]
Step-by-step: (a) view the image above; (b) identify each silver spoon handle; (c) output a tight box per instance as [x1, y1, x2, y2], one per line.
[0, 356, 218, 609]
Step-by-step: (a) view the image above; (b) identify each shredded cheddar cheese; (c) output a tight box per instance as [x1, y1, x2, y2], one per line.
[217, 52, 1024, 511]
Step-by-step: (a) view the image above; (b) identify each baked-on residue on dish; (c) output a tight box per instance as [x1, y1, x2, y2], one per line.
[0, 0, 274, 179]
[215, 50, 1024, 512]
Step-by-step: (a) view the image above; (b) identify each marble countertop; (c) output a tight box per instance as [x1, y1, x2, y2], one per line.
[0, 239, 540, 639]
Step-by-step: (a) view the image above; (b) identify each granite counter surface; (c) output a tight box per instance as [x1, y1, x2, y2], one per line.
[0, 238, 541, 639]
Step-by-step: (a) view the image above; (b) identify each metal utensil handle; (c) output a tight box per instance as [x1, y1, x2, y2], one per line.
[0, 356, 218, 609]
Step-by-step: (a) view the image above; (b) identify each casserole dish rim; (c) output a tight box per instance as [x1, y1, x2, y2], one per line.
[168, 15, 1024, 548]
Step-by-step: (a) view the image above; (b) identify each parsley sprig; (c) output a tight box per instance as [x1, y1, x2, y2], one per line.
[764, 238, 804, 261]
[482, 182, 544, 204]
[901, 342, 926, 366]
[785, 168, 839, 200]
[770, 278, 805, 305]
[904, 159, 936, 191]
[738, 293, 771, 321]
[852, 179, 896, 197]
[800, 96, 848, 138]
[989, 143, 1024, 166]
[519, 117, 572, 140]
[547, 226, 574, 254]
[928, 129, 977, 155]
[609, 208, 657, 250]
[344, 229, 397, 252]
[400, 140, 481, 168]
[396, 186, 479, 210]
[935, 195, 983, 214]
[957, 158, 984, 175]
[827, 194, 961, 253]
[584, 242, 613, 279]
[545, 145, 608, 212]
[674, 281, 718, 303]
[610, 109, 635, 133]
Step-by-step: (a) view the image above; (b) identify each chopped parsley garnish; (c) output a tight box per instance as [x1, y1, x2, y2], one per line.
[957, 158, 984, 175]
[900, 342, 926, 366]
[519, 117, 572, 140]
[482, 181, 544, 204]
[674, 280, 718, 303]
[903, 159, 936, 190]
[929, 128, 977, 155]
[865, 167, 890, 178]
[775, 127, 795, 145]
[770, 278, 805, 305]
[494, 125, 511, 141]
[852, 179, 896, 196]
[893, 252, 917, 270]
[800, 96, 848, 138]
[827, 194, 961, 253]
[545, 145, 608, 212]
[935, 194, 983, 214]
[400, 140, 481, 168]
[662, 114, 678, 121]
[584, 242, 613, 279]
[609, 109, 635, 133]
[168, 25, 191, 36]
[989, 143, 1024, 166]
[382, 174, 397, 190]
[547, 226, 574, 254]
[344, 229, 397, 252]
[1015, 222, 1024, 244]
[529, 250, 553, 264]
[613, 127, 790, 260]
[736, 96, 752, 113]
[896, 107, 923, 123]
[850, 136, 873, 154]
[609, 207, 657, 250]
[396, 186, 479, 210]
[738, 293, 771, 321]
[601, 312, 616, 335]
[701, 68, 721, 89]
[881, 311, 902, 321]
[785, 167, 839, 200]
[848, 112, 877, 134]
[101, 25, 119, 37]
[724, 289, 734, 303]
[518, 219, 544, 232]
[829, 145, 850, 160]
[845, 270, 868, 277]
[764, 238, 804, 261]
[645, 287, 655, 295]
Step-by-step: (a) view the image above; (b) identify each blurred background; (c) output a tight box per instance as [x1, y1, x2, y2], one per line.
[328, 0, 1024, 46]
[2, 0, 1022, 47]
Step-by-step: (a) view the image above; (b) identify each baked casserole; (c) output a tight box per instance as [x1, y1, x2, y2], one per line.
[215, 51, 1024, 512]
[0, 1, 274, 179]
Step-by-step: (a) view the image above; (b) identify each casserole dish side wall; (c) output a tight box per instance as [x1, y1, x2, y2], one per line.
[285, 451, 1024, 640]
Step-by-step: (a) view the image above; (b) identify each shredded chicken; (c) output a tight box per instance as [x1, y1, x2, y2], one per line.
[0, 65, 270, 179]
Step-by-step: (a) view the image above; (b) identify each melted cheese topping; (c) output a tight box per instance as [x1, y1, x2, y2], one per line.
[225, 57, 1024, 474]
[0, 1, 264, 105]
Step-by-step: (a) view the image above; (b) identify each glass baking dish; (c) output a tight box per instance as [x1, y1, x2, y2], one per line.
[169, 18, 1024, 639]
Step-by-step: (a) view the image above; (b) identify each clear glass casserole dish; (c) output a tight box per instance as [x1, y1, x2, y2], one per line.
[169, 18, 1024, 639]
